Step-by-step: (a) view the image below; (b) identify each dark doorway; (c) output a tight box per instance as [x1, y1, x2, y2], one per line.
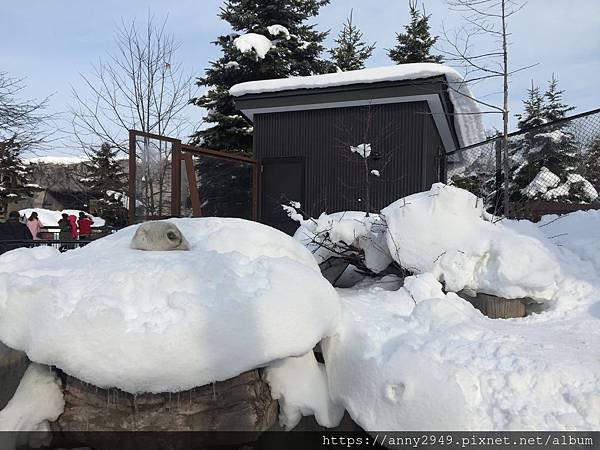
[260, 157, 305, 235]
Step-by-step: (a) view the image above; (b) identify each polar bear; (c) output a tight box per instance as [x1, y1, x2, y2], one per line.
[130, 221, 190, 251]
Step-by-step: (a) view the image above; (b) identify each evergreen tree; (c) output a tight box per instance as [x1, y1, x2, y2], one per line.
[387, 0, 442, 65]
[0, 137, 33, 214]
[584, 137, 600, 192]
[329, 10, 376, 71]
[191, 0, 333, 153]
[511, 78, 585, 202]
[82, 142, 127, 226]
[543, 74, 575, 123]
[515, 81, 545, 130]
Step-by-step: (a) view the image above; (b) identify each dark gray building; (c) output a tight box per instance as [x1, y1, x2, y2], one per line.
[231, 65, 480, 234]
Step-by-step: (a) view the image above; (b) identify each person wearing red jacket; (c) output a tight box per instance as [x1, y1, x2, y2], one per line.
[77, 212, 94, 240]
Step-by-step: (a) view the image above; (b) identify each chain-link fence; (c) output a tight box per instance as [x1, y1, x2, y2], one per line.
[447, 108, 600, 221]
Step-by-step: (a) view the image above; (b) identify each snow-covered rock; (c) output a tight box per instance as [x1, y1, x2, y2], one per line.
[382, 183, 563, 301]
[0, 218, 340, 394]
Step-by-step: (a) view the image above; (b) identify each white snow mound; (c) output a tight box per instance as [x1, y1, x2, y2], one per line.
[382, 183, 563, 301]
[0, 218, 341, 393]
[234, 33, 273, 59]
[325, 274, 600, 431]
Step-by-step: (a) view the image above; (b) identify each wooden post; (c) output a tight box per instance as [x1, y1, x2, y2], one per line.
[171, 140, 182, 218]
[182, 153, 202, 217]
[459, 291, 527, 319]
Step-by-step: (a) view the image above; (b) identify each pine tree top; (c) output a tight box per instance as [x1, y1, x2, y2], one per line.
[190, 0, 333, 151]
[330, 10, 376, 72]
[543, 74, 575, 122]
[388, 0, 443, 65]
[220, 0, 330, 34]
[516, 81, 546, 130]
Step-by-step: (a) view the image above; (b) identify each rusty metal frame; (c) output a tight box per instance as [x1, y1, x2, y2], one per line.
[128, 129, 258, 223]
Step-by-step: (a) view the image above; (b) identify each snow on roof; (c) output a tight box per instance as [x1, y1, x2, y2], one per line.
[230, 63, 485, 147]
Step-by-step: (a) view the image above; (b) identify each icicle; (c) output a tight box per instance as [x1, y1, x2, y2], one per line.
[106, 389, 110, 407]
[168, 392, 172, 411]
[189, 390, 192, 409]
[212, 382, 216, 401]
[177, 392, 181, 409]
[133, 394, 138, 431]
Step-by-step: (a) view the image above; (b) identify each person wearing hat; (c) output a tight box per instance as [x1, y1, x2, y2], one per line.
[58, 213, 72, 241]
[0, 211, 33, 254]
[77, 212, 94, 240]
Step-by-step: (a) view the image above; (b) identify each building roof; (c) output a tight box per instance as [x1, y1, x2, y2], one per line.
[231, 63, 485, 150]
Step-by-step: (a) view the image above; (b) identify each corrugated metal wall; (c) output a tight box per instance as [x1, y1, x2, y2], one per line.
[254, 102, 443, 218]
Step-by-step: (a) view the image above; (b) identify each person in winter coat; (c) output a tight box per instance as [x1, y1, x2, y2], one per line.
[77, 212, 94, 240]
[68, 214, 78, 240]
[58, 213, 72, 240]
[26, 211, 44, 240]
[0, 211, 33, 254]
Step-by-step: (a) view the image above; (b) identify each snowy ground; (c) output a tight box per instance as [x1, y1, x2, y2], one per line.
[1, 186, 599, 432]
[280, 184, 600, 431]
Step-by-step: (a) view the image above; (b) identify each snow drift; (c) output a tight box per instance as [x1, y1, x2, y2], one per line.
[382, 183, 563, 302]
[0, 218, 340, 394]
[324, 274, 600, 431]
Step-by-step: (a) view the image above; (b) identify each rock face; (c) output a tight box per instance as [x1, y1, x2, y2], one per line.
[130, 221, 190, 251]
[52, 369, 277, 432]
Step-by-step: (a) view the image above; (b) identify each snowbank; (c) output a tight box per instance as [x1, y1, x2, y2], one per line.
[266, 352, 344, 430]
[18, 208, 105, 228]
[0, 218, 340, 393]
[382, 183, 563, 301]
[325, 274, 600, 431]
[230, 63, 484, 147]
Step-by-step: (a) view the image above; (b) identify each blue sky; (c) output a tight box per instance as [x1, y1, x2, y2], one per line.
[1, 0, 598, 155]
